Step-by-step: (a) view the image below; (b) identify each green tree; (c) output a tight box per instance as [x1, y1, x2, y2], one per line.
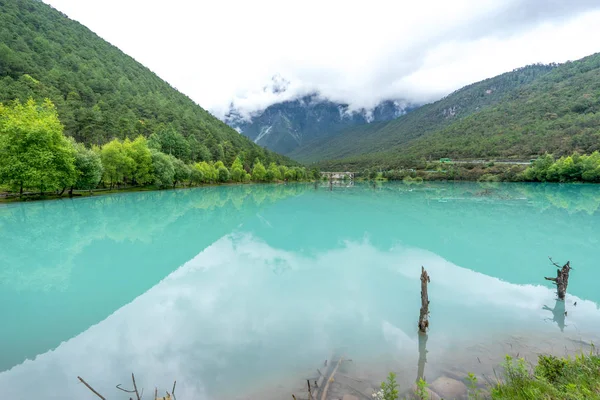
[154, 124, 191, 161]
[71, 139, 103, 192]
[310, 167, 321, 180]
[252, 158, 267, 182]
[217, 165, 230, 182]
[189, 163, 205, 185]
[278, 165, 288, 180]
[524, 154, 555, 181]
[0, 99, 77, 195]
[123, 136, 153, 184]
[212, 160, 230, 182]
[150, 150, 174, 188]
[581, 151, 600, 182]
[196, 161, 217, 183]
[230, 156, 245, 182]
[266, 162, 281, 181]
[285, 168, 297, 181]
[171, 156, 191, 187]
[100, 138, 134, 188]
[187, 136, 212, 162]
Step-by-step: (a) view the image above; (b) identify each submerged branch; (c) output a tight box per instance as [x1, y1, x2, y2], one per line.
[77, 376, 106, 400]
[116, 383, 136, 393]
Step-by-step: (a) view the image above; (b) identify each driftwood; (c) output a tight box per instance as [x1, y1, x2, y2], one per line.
[77, 377, 106, 400]
[79, 373, 176, 400]
[320, 357, 343, 400]
[545, 258, 571, 300]
[418, 266, 430, 333]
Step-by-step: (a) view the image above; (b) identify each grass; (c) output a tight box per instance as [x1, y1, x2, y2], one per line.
[375, 351, 600, 399]
[491, 352, 600, 400]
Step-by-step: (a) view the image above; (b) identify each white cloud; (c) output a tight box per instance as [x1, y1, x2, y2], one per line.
[44, 0, 600, 119]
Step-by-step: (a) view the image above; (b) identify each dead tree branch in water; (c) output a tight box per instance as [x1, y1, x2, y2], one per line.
[418, 266, 430, 333]
[79, 373, 176, 400]
[545, 259, 571, 300]
[78, 376, 106, 400]
[131, 373, 141, 400]
[548, 256, 562, 268]
[320, 357, 343, 400]
[116, 384, 136, 393]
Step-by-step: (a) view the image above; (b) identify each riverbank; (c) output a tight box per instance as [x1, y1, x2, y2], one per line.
[0, 180, 305, 203]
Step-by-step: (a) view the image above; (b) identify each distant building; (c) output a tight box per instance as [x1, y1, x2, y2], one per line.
[320, 171, 355, 180]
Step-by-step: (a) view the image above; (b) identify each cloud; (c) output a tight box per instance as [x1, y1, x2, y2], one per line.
[44, 0, 600, 119]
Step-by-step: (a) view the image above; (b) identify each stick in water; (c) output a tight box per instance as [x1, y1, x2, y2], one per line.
[77, 376, 106, 400]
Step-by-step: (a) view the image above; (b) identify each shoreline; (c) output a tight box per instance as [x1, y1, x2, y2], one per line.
[2, 177, 599, 204]
[0, 180, 306, 204]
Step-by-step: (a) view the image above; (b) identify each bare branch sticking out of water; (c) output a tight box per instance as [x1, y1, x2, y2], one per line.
[418, 266, 431, 333]
[131, 373, 141, 400]
[548, 256, 562, 268]
[544, 260, 571, 300]
[117, 383, 136, 393]
[77, 376, 106, 400]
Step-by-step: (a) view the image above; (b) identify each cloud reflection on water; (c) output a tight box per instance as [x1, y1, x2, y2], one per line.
[1, 232, 599, 399]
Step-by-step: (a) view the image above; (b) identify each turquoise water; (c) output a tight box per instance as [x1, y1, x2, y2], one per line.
[1, 182, 600, 399]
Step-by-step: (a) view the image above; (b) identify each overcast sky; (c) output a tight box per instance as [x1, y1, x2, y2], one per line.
[44, 0, 600, 120]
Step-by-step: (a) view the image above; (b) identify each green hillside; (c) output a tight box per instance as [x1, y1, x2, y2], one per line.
[289, 63, 555, 164]
[291, 53, 600, 171]
[0, 0, 289, 167]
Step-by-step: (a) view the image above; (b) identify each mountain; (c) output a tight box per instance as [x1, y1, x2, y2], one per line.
[289, 63, 564, 166]
[292, 53, 600, 170]
[0, 0, 290, 166]
[225, 94, 414, 155]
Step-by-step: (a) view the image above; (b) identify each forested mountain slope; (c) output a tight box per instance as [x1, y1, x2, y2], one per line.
[0, 0, 289, 166]
[294, 53, 600, 170]
[290, 63, 556, 165]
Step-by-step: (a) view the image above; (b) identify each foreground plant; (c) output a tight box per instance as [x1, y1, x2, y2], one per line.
[466, 372, 484, 400]
[374, 372, 399, 400]
[415, 377, 429, 400]
[491, 351, 600, 399]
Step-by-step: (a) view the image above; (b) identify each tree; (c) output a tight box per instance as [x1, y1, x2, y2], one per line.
[100, 138, 134, 188]
[189, 164, 205, 185]
[251, 159, 266, 182]
[123, 136, 153, 184]
[217, 165, 230, 182]
[266, 162, 281, 182]
[581, 151, 600, 182]
[278, 165, 288, 180]
[171, 156, 191, 187]
[187, 136, 211, 162]
[195, 161, 217, 183]
[285, 168, 297, 181]
[310, 166, 321, 180]
[153, 124, 190, 161]
[524, 154, 554, 181]
[150, 150, 174, 188]
[213, 160, 230, 181]
[230, 157, 245, 182]
[0, 99, 77, 195]
[71, 139, 103, 193]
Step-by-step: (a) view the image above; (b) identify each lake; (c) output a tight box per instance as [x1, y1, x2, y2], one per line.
[1, 182, 600, 399]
